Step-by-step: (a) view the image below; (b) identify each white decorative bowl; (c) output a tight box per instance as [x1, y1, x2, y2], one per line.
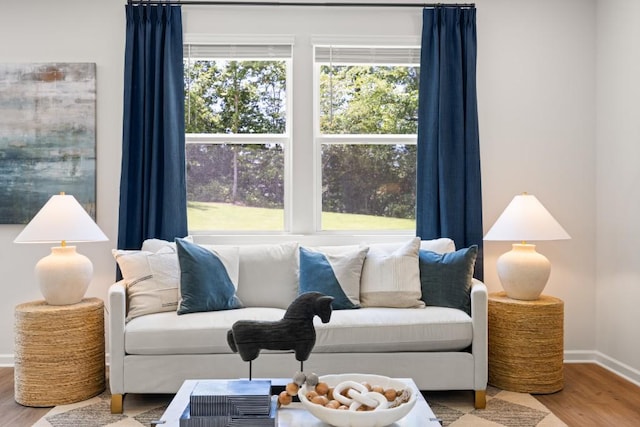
[298, 374, 417, 427]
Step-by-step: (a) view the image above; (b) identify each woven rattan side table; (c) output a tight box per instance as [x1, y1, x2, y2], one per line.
[14, 297, 106, 407]
[488, 291, 564, 394]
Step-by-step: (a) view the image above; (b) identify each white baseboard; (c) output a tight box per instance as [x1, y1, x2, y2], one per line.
[564, 350, 640, 387]
[563, 349, 600, 363]
[0, 354, 14, 367]
[3, 351, 640, 387]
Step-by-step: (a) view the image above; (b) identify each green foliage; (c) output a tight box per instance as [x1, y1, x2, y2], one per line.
[319, 65, 419, 134]
[185, 60, 286, 134]
[185, 59, 286, 206]
[186, 143, 284, 208]
[322, 144, 416, 219]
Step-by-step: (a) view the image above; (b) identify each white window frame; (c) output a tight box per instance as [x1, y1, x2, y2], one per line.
[183, 34, 420, 236]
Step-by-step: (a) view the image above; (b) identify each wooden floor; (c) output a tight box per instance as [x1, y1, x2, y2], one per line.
[1, 363, 639, 426]
[535, 363, 640, 426]
[0, 367, 49, 427]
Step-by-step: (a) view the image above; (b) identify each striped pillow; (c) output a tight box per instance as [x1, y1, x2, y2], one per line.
[360, 237, 425, 308]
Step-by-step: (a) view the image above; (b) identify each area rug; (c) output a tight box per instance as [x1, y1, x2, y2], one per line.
[33, 385, 566, 427]
[424, 386, 567, 426]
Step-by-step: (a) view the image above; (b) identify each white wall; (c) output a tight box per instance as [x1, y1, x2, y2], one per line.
[596, 0, 640, 382]
[0, 0, 635, 386]
[0, 0, 124, 361]
[476, 0, 597, 358]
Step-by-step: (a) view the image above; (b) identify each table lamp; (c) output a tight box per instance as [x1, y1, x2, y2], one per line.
[484, 193, 570, 300]
[14, 193, 108, 305]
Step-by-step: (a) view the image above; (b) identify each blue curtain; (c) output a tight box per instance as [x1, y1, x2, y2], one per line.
[117, 4, 187, 251]
[416, 6, 483, 280]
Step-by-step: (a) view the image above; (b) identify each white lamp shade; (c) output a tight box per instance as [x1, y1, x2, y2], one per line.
[14, 194, 108, 244]
[484, 194, 570, 242]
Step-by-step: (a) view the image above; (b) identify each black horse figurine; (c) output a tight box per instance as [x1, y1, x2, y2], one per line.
[227, 292, 334, 364]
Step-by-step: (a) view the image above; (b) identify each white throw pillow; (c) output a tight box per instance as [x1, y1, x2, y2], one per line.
[113, 246, 181, 322]
[235, 242, 299, 309]
[360, 237, 425, 308]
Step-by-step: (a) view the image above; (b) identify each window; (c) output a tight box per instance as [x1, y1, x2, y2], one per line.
[184, 36, 419, 234]
[184, 39, 292, 231]
[314, 45, 420, 231]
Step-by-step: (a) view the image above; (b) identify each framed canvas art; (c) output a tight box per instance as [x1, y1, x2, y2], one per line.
[0, 63, 96, 224]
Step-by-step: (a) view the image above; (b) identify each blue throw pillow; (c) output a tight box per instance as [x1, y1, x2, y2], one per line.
[175, 238, 243, 315]
[419, 245, 478, 315]
[299, 246, 368, 310]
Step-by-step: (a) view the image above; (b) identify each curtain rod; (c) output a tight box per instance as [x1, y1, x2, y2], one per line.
[127, 1, 475, 8]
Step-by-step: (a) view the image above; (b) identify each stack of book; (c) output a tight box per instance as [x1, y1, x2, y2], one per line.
[179, 380, 277, 427]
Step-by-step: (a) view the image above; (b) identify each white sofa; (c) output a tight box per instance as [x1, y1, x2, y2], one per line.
[108, 237, 488, 413]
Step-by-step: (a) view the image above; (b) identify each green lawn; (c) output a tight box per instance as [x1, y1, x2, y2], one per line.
[187, 201, 415, 231]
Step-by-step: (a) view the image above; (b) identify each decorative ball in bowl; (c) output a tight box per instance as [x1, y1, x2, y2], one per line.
[298, 373, 417, 427]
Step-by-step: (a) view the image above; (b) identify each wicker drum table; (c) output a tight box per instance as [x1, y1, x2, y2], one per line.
[14, 298, 106, 407]
[488, 292, 564, 394]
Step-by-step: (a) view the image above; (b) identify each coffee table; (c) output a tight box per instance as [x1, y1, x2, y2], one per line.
[154, 378, 441, 426]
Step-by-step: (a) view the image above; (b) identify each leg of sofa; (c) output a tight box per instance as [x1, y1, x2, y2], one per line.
[111, 394, 124, 414]
[474, 390, 486, 409]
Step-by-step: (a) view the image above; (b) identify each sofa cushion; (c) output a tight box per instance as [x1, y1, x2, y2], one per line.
[176, 238, 243, 315]
[123, 306, 471, 355]
[124, 307, 287, 354]
[234, 242, 299, 309]
[419, 245, 478, 315]
[313, 307, 472, 352]
[299, 245, 369, 310]
[113, 247, 181, 322]
[360, 237, 425, 308]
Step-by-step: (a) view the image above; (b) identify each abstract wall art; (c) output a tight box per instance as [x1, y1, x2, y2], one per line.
[0, 63, 96, 224]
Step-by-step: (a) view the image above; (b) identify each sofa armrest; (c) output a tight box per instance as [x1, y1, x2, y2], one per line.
[470, 278, 488, 391]
[108, 281, 126, 395]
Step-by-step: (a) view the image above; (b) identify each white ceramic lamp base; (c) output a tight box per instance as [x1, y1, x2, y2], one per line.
[35, 246, 93, 305]
[496, 243, 551, 300]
